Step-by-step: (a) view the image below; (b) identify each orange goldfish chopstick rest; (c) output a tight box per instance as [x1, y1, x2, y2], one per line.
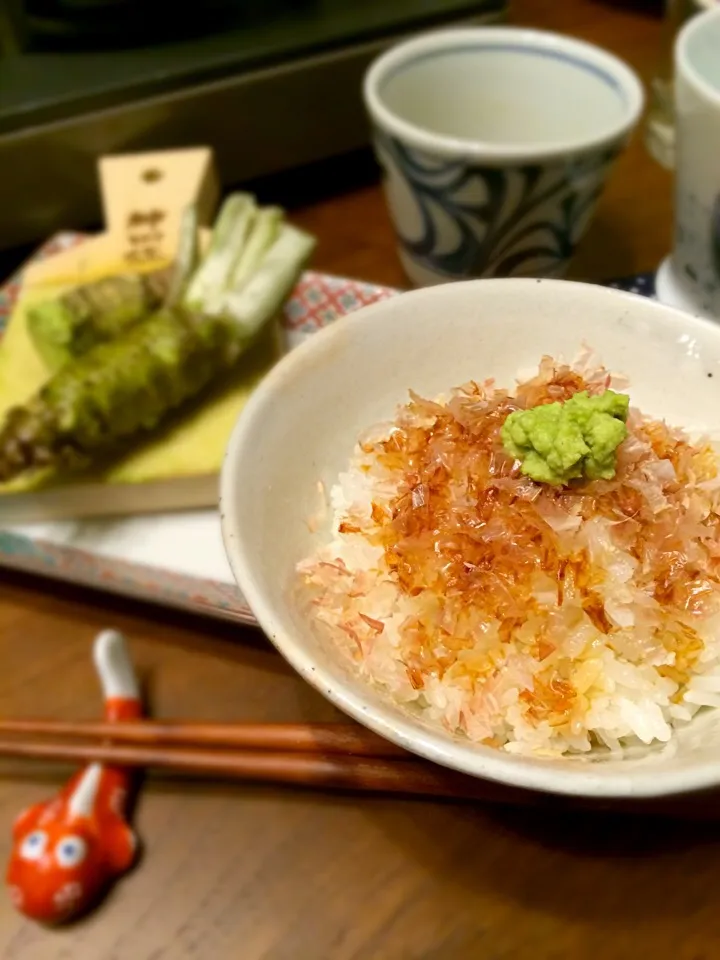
[6, 629, 142, 924]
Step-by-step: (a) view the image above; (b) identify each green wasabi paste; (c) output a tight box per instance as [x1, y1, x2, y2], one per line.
[501, 390, 630, 486]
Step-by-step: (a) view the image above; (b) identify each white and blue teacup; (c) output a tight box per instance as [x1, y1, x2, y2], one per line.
[363, 28, 644, 286]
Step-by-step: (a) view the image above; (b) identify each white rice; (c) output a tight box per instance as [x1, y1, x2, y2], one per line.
[297, 365, 720, 759]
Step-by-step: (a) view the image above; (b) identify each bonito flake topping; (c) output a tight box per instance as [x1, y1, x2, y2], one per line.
[298, 354, 720, 757]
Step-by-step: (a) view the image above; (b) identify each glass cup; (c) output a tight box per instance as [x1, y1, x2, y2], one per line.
[645, 0, 718, 169]
[655, 6, 720, 317]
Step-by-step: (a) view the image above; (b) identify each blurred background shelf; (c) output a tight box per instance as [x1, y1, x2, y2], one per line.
[0, 0, 507, 252]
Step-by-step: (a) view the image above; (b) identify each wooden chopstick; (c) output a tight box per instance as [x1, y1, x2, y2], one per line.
[0, 720, 409, 759]
[0, 736, 500, 802]
[3, 727, 720, 819]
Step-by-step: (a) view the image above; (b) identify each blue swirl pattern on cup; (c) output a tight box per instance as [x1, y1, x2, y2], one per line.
[374, 131, 620, 280]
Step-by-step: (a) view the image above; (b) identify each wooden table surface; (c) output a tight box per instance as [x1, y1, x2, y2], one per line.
[2, 2, 712, 959]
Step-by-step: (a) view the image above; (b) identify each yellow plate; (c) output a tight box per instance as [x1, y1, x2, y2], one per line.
[0, 281, 280, 518]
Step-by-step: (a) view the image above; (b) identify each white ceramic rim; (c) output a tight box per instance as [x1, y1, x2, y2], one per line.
[221, 278, 720, 799]
[676, 6, 720, 109]
[363, 27, 645, 163]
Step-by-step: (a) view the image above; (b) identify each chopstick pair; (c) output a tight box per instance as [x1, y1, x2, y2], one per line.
[3, 719, 716, 818]
[0, 719, 498, 802]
